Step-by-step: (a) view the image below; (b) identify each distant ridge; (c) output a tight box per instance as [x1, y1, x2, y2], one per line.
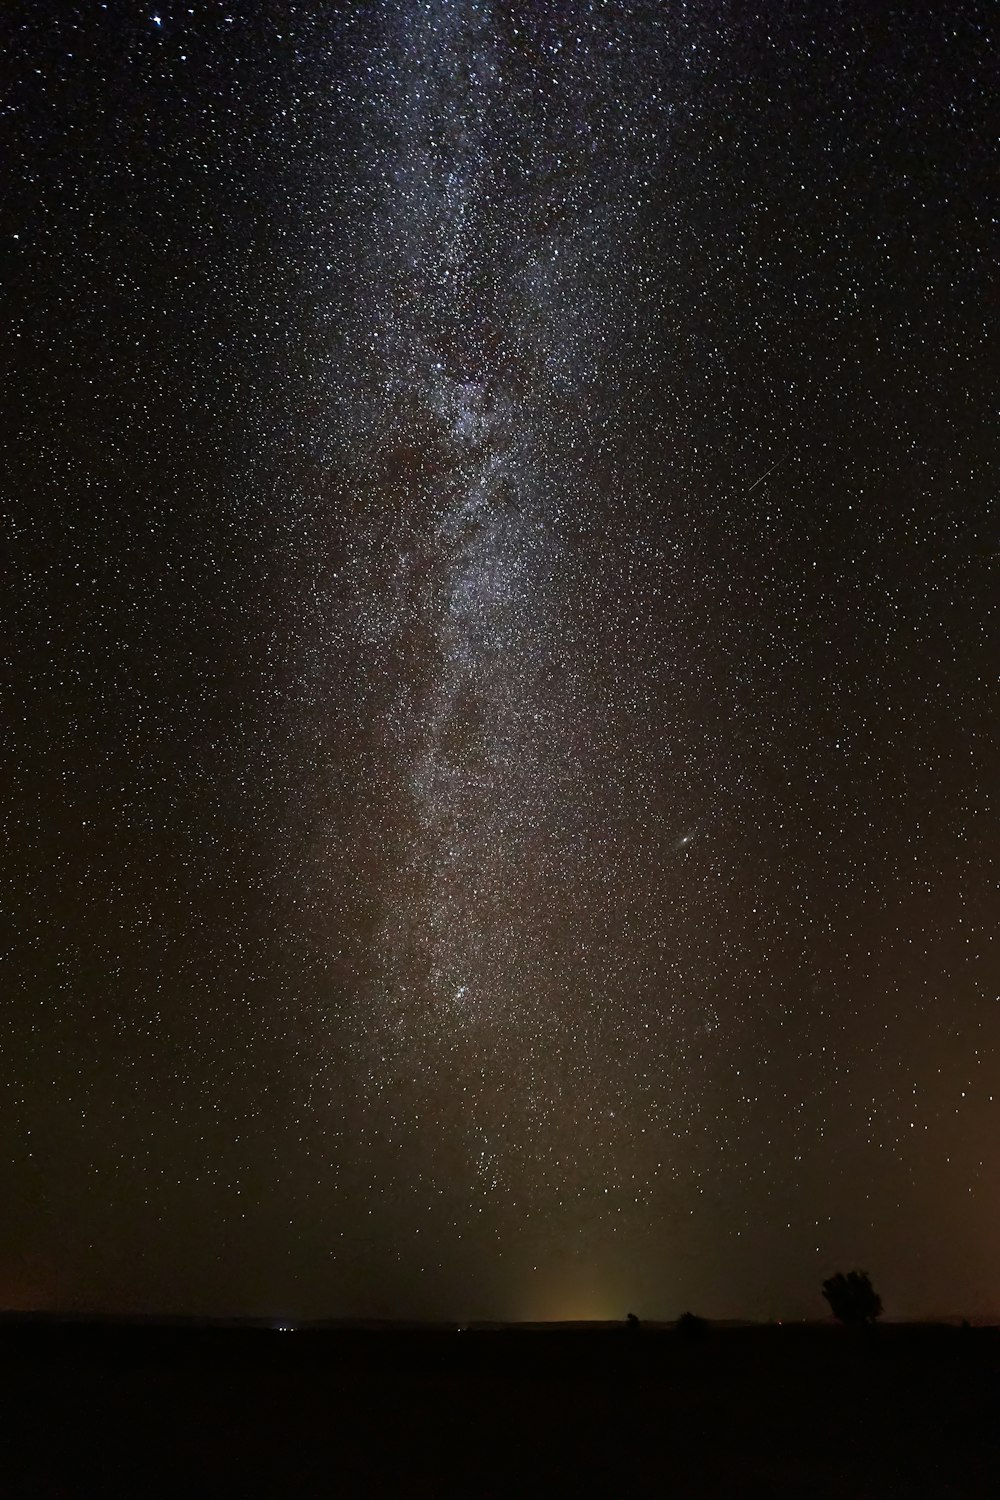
[1, 1311, 994, 1332]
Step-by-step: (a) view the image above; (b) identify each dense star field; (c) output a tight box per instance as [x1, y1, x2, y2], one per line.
[5, 1, 997, 1322]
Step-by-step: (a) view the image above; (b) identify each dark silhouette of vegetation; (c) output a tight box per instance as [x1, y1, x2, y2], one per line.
[822, 1270, 883, 1327]
[625, 1311, 641, 1331]
[675, 1311, 708, 1340]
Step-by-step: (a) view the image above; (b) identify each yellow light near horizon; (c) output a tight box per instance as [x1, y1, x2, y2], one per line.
[517, 1267, 623, 1325]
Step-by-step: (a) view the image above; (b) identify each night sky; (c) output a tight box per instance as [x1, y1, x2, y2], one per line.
[5, 0, 997, 1323]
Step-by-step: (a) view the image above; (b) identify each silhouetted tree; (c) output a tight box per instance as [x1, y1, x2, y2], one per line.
[675, 1311, 708, 1340]
[625, 1311, 641, 1332]
[822, 1270, 882, 1326]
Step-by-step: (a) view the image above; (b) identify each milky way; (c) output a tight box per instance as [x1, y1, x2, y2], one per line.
[278, 4, 743, 1301]
[352, 5, 671, 1158]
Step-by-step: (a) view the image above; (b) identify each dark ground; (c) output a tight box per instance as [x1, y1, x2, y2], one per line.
[1, 1320, 997, 1497]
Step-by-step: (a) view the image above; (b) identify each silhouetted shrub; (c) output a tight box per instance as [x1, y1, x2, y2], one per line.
[822, 1270, 882, 1327]
[625, 1312, 641, 1332]
[675, 1311, 708, 1340]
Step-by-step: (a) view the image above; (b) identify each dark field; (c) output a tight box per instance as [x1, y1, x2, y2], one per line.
[2, 1321, 997, 1497]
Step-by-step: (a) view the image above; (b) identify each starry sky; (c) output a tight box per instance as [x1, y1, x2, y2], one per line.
[4, 0, 997, 1322]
